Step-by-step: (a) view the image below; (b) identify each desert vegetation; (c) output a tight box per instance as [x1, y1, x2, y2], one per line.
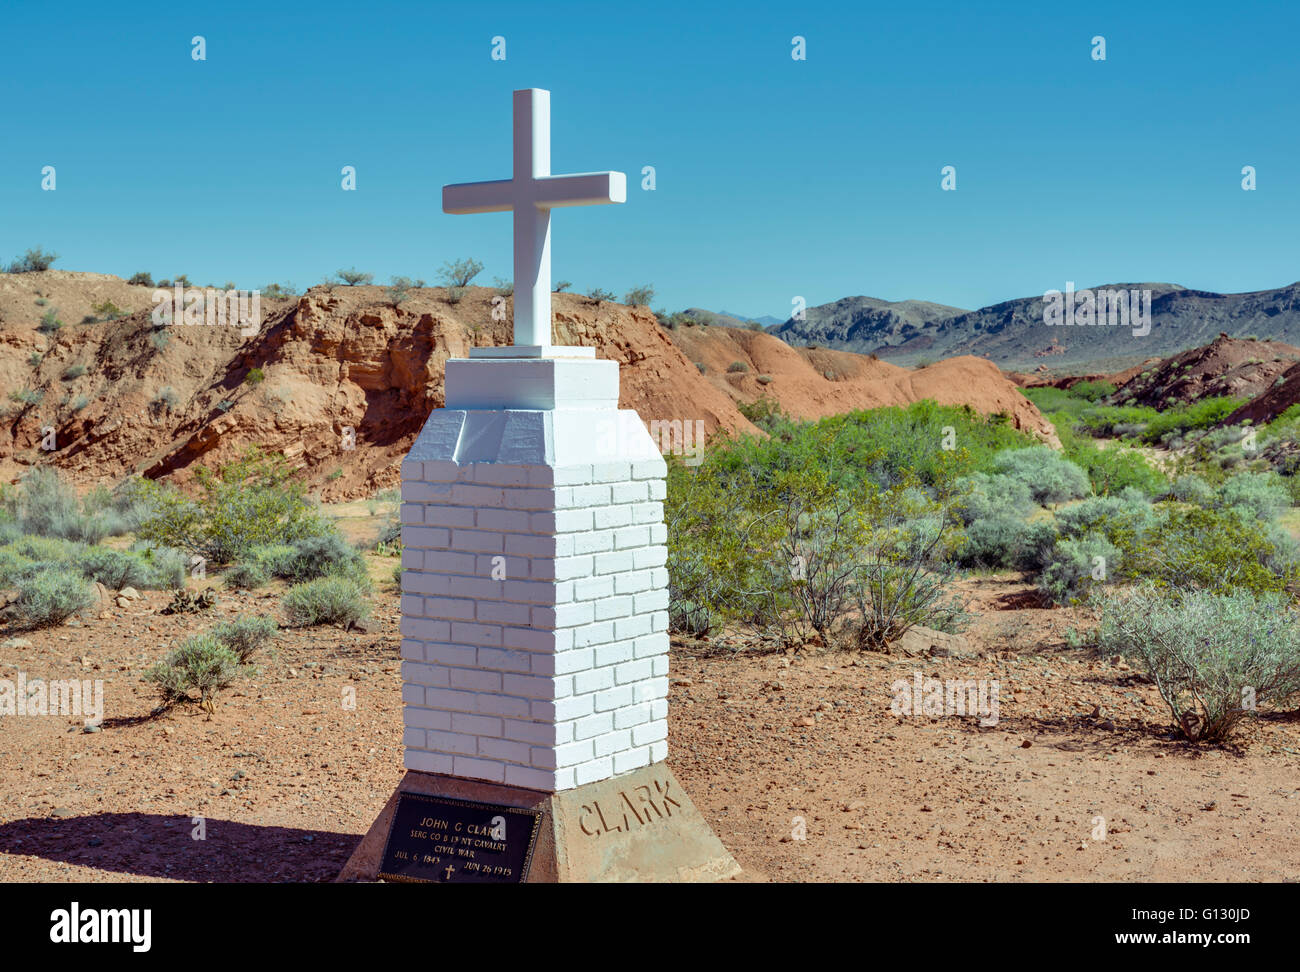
[666, 390, 1300, 743]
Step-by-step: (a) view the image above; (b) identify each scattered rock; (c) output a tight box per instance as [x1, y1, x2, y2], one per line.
[895, 626, 976, 659]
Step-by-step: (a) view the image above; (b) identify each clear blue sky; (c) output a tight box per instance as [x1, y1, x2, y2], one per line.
[1, 0, 1296, 318]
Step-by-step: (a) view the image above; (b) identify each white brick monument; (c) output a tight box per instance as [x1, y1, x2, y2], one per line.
[341, 89, 738, 883]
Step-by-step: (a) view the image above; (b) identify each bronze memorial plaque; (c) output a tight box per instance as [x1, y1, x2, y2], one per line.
[377, 793, 542, 883]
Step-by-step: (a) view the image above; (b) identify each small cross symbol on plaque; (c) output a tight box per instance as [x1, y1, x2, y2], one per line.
[442, 88, 626, 358]
[444, 864, 455, 880]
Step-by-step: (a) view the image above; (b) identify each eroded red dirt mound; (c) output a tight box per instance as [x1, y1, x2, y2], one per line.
[1112, 334, 1300, 408]
[1, 273, 1058, 495]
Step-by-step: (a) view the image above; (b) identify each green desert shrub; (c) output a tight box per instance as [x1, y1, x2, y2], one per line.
[73, 547, 154, 590]
[1161, 475, 1217, 508]
[1120, 506, 1294, 595]
[1217, 471, 1290, 521]
[146, 633, 244, 711]
[7, 246, 58, 273]
[992, 446, 1090, 505]
[11, 568, 96, 628]
[1060, 431, 1167, 496]
[727, 361, 750, 373]
[135, 448, 330, 564]
[954, 472, 1035, 525]
[1140, 397, 1245, 445]
[128, 541, 188, 589]
[283, 575, 369, 627]
[210, 614, 279, 664]
[1095, 585, 1300, 742]
[1052, 493, 1157, 549]
[1039, 534, 1120, 605]
[957, 514, 1056, 571]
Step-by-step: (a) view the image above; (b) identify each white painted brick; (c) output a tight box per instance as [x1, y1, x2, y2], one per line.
[529, 648, 592, 676]
[613, 569, 655, 595]
[503, 673, 561, 699]
[591, 462, 632, 483]
[402, 525, 451, 549]
[535, 695, 594, 722]
[615, 614, 653, 640]
[402, 727, 426, 749]
[568, 484, 611, 507]
[405, 750, 455, 774]
[538, 509, 592, 533]
[534, 739, 592, 770]
[593, 641, 635, 667]
[614, 659, 653, 685]
[595, 685, 635, 711]
[400, 639, 423, 661]
[471, 464, 530, 487]
[401, 684, 425, 705]
[400, 617, 452, 642]
[632, 546, 667, 569]
[453, 756, 506, 783]
[649, 739, 667, 762]
[476, 600, 532, 626]
[501, 486, 558, 509]
[595, 596, 634, 622]
[632, 458, 667, 480]
[613, 703, 653, 730]
[650, 567, 670, 588]
[451, 484, 506, 507]
[593, 550, 635, 575]
[400, 502, 424, 525]
[503, 626, 573, 653]
[631, 502, 663, 524]
[401, 661, 450, 688]
[421, 460, 462, 482]
[634, 589, 670, 613]
[610, 481, 649, 504]
[549, 555, 595, 580]
[504, 533, 558, 557]
[614, 526, 651, 550]
[651, 611, 669, 633]
[401, 549, 423, 569]
[448, 572, 507, 598]
[632, 719, 668, 747]
[503, 579, 562, 604]
[504, 764, 562, 790]
[472, 693, 532, 719]
[540, 602, 594, 628]
[573, 756, 615, 786]
[574, 667, 615, 694]
[426, 730, 478, 755]
[572, 621, 616, 648]
[504, 720, 562, 746]
[404, 707, 452, 731]
[648, 523, 667, 544]
[573, 711, 615, 741]
[651, 656, 669, 677]
[613, 746, 654, 775]
[401, 459, 425, 482]
[422, 596, 476, 621]
[450, 622, 503, 647]
[399, 594, 426, 618]
[550, 465, 593, 486]
[451, 712, 503, 737]
[478, 737, 532, 765]
[449, 667, 502, 692]
[424, 642, 478, 667]
[476, 508, 533, 532]
[650, 698, 668, 721]
[424, 687, 483, 712]
[593, 505, 633, 529]
[633, 632, 669, 659]
[593, 729, 632, 758]
[475, 646, 533, 673]
[451, 528, 505, 553]
[647, 479, 666, 500]
[423, 505, 476, 528]
[404, 572, 451, 596]
[572, 530, 615, 555]
[423, 550, 478, 574]
[574, 575, 615, 601]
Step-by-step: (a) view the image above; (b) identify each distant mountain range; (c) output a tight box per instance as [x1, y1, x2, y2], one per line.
[768, 283, 1300, 371]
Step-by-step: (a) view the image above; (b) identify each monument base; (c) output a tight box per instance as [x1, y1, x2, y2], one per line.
[337, 762, 740, 883]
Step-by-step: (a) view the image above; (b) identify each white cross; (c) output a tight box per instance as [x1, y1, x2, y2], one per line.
[442, 88, 626, 357]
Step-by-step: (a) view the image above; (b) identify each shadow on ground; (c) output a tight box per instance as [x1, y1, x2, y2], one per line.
[0, 812, 358, 882]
